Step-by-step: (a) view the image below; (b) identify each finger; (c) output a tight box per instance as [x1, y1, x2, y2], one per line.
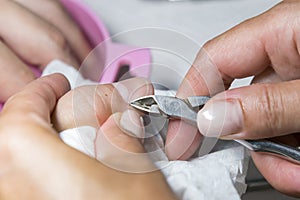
[251, 152, 300, 196]
[165, 6, 272, 160]
[94, 112, 177, 199]
[165, 120, 200, 160]
[252, 67, 282, 84]
[95, 112, 159, 173]
[0, 41, 35, 102]
[0, 0, 79, 68]
[96, 113, 145, 155]
[0, 78, 170, 199]
[53, 78, 154, 131]
[13, 0, 92, 62]
[197, 80, 300, 139]
[165, 49, 224, 160]
[2, 73, 70, 125]
[167, 1, 300, 160]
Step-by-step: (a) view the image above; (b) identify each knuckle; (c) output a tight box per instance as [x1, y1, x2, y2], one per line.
[185, 67, 204, 92]
[44, 27, 77, 67]
[47, 27, 68, 53]
[257, 84, 285, 135]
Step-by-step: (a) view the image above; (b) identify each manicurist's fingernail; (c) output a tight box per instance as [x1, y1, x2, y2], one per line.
[120, 110, 144, 138]
[197, 99, 243, 138]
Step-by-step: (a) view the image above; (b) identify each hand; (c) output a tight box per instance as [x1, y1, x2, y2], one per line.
[166, 1, 300, 196]
[0, 0, 91, 102]
[53, 77, 162, 172]
[0, 74, 176, 200]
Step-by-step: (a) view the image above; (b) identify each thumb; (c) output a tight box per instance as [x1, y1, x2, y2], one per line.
[197, 80, 300, 139]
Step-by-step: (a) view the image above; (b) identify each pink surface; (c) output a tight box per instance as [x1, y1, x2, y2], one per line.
[1, 0, 151, 110]
[60, 0, 151, 83]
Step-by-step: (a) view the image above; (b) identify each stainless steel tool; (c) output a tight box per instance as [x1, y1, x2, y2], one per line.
[130, 95, 300, 164]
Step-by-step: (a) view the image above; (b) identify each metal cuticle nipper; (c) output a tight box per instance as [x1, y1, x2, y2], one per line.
[130, 95, 300, 164]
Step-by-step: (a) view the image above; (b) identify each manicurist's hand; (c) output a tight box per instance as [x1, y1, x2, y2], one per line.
[0, 74, 176, 200]
[166, 0, 300, 196]
[0, 0, 91, 102]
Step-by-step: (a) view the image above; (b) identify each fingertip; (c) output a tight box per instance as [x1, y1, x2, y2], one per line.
[197, 98, 243, 138]
[95, 113, 157, 173]
[96, 112, 144, 155]
[113, 77, 154, 102]
[178, 133, 202, 160]
[3, 73, 70, 120]
[165, 120, 200, 160]
[41, 73, 71, 95]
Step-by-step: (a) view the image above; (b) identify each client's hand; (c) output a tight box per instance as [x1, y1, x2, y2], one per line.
[0, 0, 91, 102]
[53, 77, 158, 172]
[0, 74, 176, 200]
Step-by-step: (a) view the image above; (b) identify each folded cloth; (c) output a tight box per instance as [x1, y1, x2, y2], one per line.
[44, 60, 249, 200]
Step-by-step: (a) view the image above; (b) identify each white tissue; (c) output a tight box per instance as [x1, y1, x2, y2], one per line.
[59, 126, 96, 158]
[157, 146, 249, 200]
[42, 60, 96, 89]
[43, 60, 249, 200]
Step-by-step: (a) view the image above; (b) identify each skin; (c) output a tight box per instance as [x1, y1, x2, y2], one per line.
[166, 0, 300, 196]
[0, 1, 176, 198]
[0, 74, 177, 200]
[0, 0, 91, 102]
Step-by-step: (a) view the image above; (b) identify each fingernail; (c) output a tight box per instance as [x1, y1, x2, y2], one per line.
[120, 110, 144, 138]
[113, 78, 152, 102]
[197, 99, 243, 137]
[112, 82, 129, 101]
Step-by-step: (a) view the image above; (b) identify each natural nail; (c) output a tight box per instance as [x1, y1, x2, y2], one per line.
[197, 99, 243, 138]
